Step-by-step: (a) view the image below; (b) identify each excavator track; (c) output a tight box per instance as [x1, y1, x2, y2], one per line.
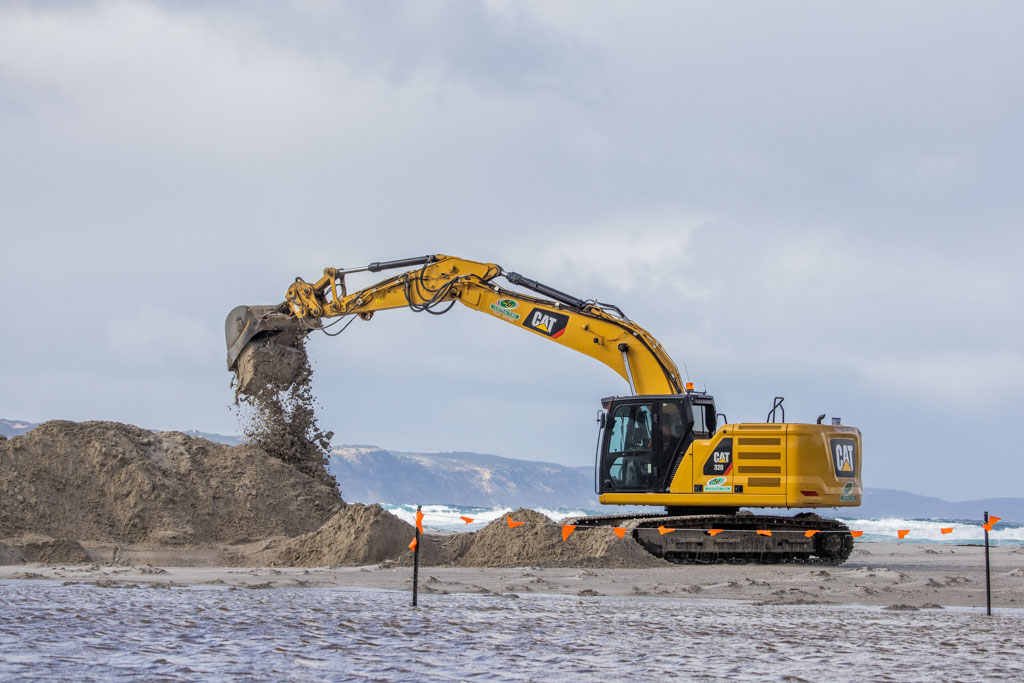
[567, 512, 854, 565]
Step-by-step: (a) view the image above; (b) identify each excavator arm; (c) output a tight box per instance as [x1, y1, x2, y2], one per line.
[225, 254, 683, 396]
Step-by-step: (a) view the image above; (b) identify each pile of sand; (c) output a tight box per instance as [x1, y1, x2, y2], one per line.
[274, 507, 668, 569]
[0, 421, 342, 547]
[0, 536, 91, 565]
[2, 421, 666, 569]
[272, 503, 416, 567]
[434, 509, 668, 569]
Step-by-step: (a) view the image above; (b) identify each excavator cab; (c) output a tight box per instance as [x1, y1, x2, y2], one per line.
[597, 393, 717, 494]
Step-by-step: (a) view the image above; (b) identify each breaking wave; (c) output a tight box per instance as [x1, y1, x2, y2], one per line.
[381, 504, 1024, 545]
[381, 504, 597, 532]
[836, 516, 1024, 545]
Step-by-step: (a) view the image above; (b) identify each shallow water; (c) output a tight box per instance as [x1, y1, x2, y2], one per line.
[2, 581, 1022, 681]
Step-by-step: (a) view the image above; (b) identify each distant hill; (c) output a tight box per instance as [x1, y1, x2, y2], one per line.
[328, 446, 1023, 522]
[0, 419, 36, 438]
[0, 419, 241, 445]
[175, 429, 243, 446]
[845, 488, 1024, 524]
[327, 446, 598, 510]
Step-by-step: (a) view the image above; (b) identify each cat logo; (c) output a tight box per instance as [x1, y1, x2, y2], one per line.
[523, 307, 570, 339]
[830, 438, 857, 479]
[703, 438, 733, 476]
[836, 447, 854, 471]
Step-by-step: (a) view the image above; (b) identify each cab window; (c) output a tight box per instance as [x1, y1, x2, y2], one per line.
[691, 403, 716, 437]
[605, 403, 655, 490]
[659, 402, 685, 459]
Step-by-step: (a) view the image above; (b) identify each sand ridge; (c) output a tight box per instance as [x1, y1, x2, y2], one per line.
[271, 507, 668, 568]
[271, 502, 416, 567]
[0, 421, 342, 547]
[412, 509, 668, 568]
[1, 421, 671, 570]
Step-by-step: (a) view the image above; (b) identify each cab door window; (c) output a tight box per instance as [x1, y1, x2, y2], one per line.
[659, 401, 685, 461]
[604, 403, 655, 490]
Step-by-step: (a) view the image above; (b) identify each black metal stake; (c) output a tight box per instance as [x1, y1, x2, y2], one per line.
[984, 510, 991, 616]
[412, 504, 421, 607]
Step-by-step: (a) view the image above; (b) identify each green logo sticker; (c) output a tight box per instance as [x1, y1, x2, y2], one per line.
[843, 482, 854, 494]
[705, 476, 731, 493]
[496, 299, 518, 309]
[840, 494, 857, 502]
[488, 302, 520, 321]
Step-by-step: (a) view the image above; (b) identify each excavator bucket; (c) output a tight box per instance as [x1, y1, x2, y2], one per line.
[225, 305, 320, 395]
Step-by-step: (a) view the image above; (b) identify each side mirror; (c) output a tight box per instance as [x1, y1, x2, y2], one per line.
[597, 410, 607, 429]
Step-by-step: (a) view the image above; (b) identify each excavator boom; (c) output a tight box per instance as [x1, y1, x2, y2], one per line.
[227, 254, 683, 396]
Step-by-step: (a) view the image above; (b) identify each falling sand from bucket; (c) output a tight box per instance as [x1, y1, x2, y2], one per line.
[232, 330, 338, 492]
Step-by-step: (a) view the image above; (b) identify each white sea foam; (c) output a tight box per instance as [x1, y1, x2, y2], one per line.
[837, 516, 1024, 545]
[381, 503, 594, 532]
[381, 503, 1024, 544]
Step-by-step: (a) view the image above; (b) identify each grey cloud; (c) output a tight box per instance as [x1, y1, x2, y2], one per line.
[0, 1, 1020, 500]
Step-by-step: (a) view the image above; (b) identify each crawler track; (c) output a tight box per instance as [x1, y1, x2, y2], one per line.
[567, 512, 854, 565]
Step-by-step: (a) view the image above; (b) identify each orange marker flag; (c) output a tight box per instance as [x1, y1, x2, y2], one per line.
[408, 537, 418, 551]
[989, 516, 1001, 526]
[897, 529, 910, 539]
[851, 530, 864, 538]
[415, 510, 424, 534]
[804, 530, 820, 538]
[612, 527, 627, 538]
[460, 516, 474, 525]
[940, 527, 953, 534]
[562, 525, 576, 542]
[982, 523, 993, 532]
[506, 516, 524, 529]
[756, 530, 772, 537]
[658, 526, 675, 535]
[707, 529, 724, 536]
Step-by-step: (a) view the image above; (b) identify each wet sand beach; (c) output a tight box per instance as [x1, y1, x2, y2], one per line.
[3, 542, 1022, 609]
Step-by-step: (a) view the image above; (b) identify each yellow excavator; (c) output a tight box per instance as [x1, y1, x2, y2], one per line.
[226, 254, 862, 563]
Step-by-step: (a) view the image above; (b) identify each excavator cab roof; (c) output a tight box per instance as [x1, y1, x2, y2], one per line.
[601, 393, 715, 410]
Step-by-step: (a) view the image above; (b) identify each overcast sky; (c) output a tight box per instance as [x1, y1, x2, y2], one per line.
[1, 1, 1021, 501]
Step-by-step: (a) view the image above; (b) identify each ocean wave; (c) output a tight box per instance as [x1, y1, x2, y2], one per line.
[836, 516, 1024, 545]
[380, 504, 1023, 544]
[380, 503, 596, 531]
